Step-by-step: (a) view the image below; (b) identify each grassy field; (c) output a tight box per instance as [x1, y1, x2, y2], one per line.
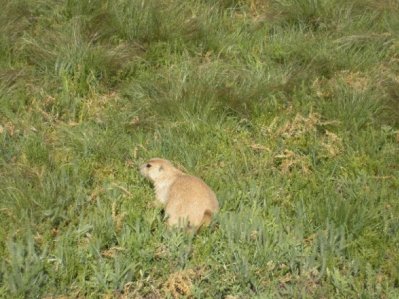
[1, 0, 399, 298]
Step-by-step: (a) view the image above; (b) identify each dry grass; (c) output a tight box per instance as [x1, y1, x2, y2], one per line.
[1, 0, 398, 298]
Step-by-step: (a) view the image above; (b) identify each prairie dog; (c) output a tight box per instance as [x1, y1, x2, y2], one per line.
[140, 158, 219, 230]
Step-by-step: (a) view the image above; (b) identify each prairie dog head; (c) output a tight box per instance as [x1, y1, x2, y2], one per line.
[140, 158, 181, 183]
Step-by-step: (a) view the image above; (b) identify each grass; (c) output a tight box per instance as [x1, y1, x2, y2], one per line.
[0, 0, 398, 297]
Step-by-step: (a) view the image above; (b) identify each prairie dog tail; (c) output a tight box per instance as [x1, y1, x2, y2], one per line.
[187, 210, 214, 234]
[201, 209, 213, 227]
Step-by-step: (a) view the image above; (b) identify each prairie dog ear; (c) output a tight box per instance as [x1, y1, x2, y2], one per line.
[159, 165, 164, 171]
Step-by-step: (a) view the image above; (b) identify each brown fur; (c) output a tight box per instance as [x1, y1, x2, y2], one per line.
[140, 158, 219, 230]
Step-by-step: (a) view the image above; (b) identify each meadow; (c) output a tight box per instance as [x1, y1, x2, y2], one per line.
[0, 0, 398, 298]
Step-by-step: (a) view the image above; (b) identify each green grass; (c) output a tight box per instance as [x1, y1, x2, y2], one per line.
[1, 0, 398, 297]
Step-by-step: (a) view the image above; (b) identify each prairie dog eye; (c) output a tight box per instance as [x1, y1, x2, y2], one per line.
[146, 164, 151, 168]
